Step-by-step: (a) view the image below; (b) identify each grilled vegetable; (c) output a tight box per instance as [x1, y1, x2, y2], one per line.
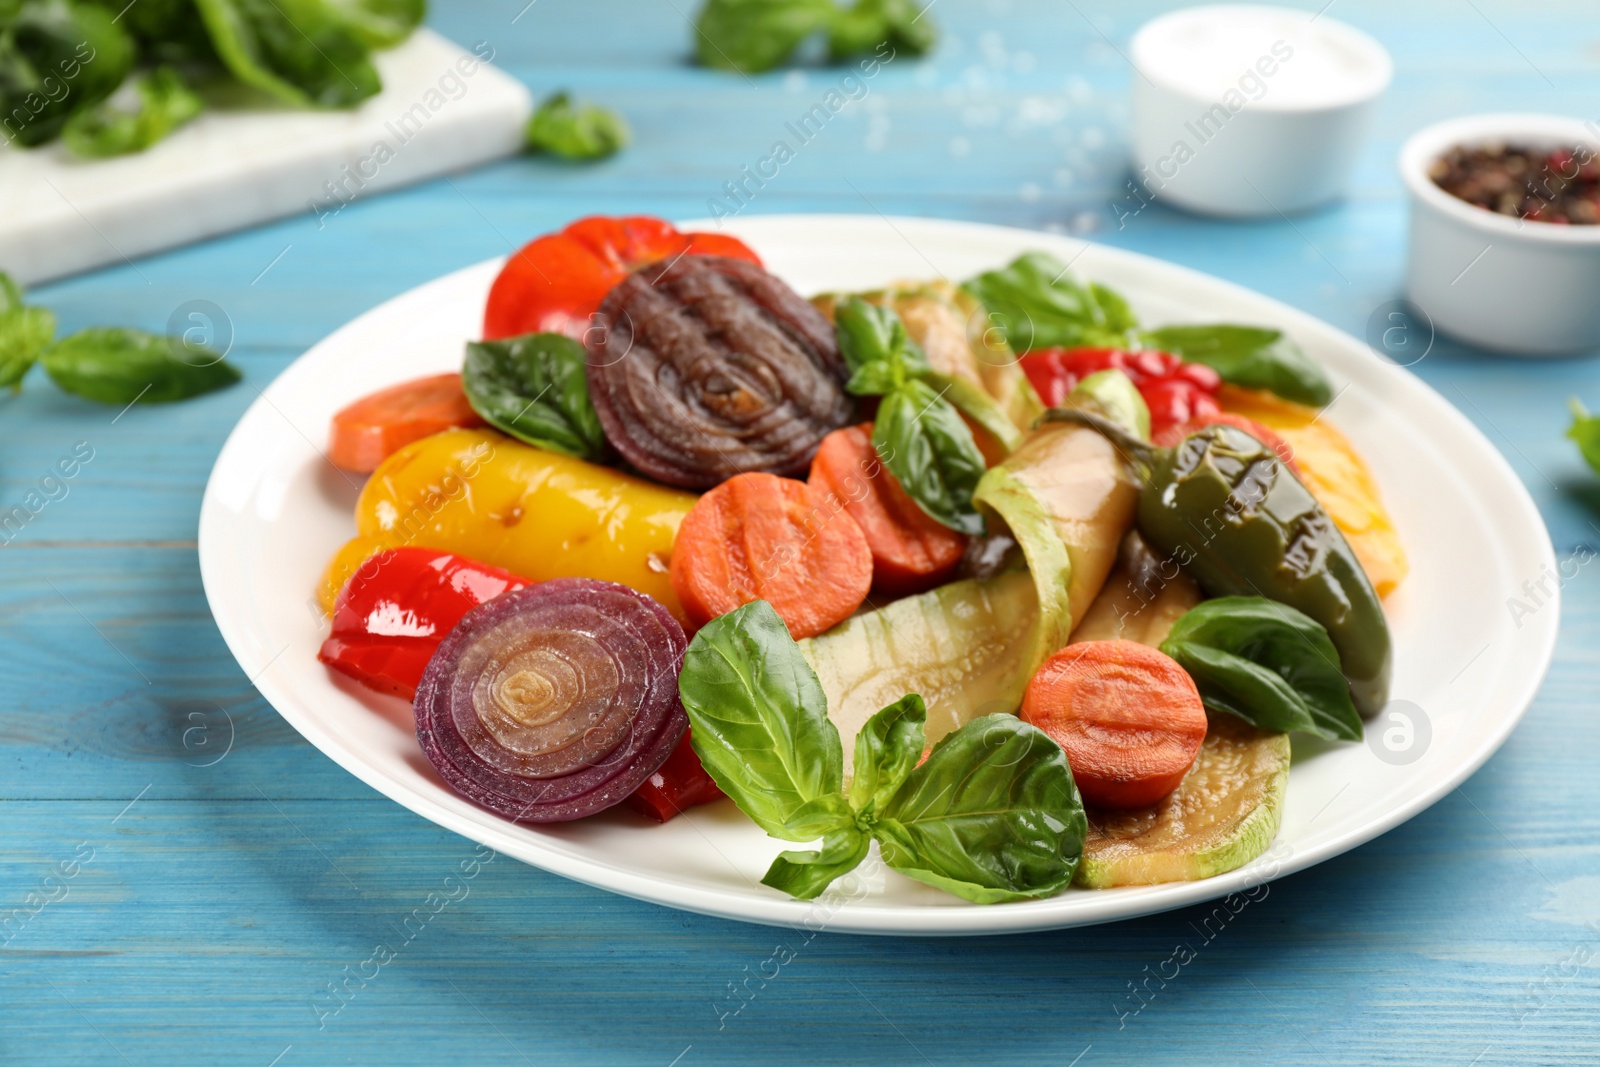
[801, 570, 1043, 778]
[1077, 711, 1290, 887]
[1021, 639, 1208, 809]
[414, 578, 687, 822]
[317, 428, 696, 620]
[482, 215, 762, 341]
[1218, 385, 1407, 598]
[587, 254, 854, 488]
[1069, 530, 1201, 646]
[328, 372, 484, 473]
[318, 548, 528, 700]
[669, 472, 872, 639]
[808, 422, 967, 597]
[1047, 409, 1392, 718]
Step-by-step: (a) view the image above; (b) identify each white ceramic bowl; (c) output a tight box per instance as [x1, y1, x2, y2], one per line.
[1128, 5, 1392, 218]
[1401, 113, 1600, 356]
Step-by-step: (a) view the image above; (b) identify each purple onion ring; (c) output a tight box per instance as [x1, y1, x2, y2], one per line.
[415, 578, 687, 823]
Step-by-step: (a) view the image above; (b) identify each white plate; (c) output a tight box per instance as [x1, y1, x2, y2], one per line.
[199, 215, 1558, 936]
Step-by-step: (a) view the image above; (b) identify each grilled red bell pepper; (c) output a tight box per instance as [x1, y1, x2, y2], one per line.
[625, 728, 726, 822]
[319, 548, 529, 700]
[1019, 347, 1222, 437]
[482, 215, 763, 341]
[321, 545, 727, 821]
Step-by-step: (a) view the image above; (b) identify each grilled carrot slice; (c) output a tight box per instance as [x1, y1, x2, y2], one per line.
[328, 372, 482, 473]
[808, 423, 966, 597]
[669, 473, 871, 638]
[1021, 640, 1207, 809]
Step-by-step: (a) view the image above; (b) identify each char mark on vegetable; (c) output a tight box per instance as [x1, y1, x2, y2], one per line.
[585, 254, 854, 488]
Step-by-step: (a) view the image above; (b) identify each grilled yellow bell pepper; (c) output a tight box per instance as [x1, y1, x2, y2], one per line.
[317, 428, 697, 619]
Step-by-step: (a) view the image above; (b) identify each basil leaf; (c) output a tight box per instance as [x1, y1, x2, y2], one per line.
[0, 271, 55, 391]
[826, 0, 936, 60]
[1140, 324, 1333, 407]
[41, 327, 241, 404]
[462, 332, 605, 459]
[526, 90, 629, 161]
[93, 0, 218, 62]
[193, 0, 381, 109]
[873, 378, 987, 535]
[1160, 596, 1362, 741]
[835, 296, 931, 395]
[320, 0, 424, 49]
[875, 714, 1085, 903]
[0, 272, 23, 314]
[1569, 398, 1600, 477]
[762, 826, 870, 900]
[0, 0, 135, 146]
[62, 66, 203, 158]
[693, 0, 835, 73]
[961, 253, 1137, 353]
[1092, 283, 1139, 337]
[928, 371, 1024, 454]
[0, 305, 55, 390]
[849, 693, 925, 814]
[680, 600, 847, 841]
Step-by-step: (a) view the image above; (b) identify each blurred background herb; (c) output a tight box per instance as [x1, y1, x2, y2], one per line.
[0, 0, 426, 157]
[526, 90, 629, 161]
[693, 0, 937, 74]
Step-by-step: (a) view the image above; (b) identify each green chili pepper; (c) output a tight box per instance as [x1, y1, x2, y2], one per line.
[1043, 408, 1392, 718]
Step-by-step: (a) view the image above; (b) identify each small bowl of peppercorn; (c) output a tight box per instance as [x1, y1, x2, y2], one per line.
[1401, 113, 1600, 356]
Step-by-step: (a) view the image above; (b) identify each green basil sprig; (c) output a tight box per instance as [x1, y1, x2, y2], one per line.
[321, 0, 426, 50]
[62, 66, 203, 159]
[962, 252, 1334, 408]
[0, 0, 135, 147]
[0, 272, 56, 391]
[41, 327, 240, 404]
[193, 0, 381, 109]
[1160, 596, 1362, 741]
[835, 298, 988, 535]
[680, 600, 1087, 903]
[1140, 325, 1332, 407]
[526, 90, 629, 161]
[1569, 398, 1600, 477]
[693, 0, 934, 74]
[961, 252, 1136, 354]
[462, 332, 605, 460]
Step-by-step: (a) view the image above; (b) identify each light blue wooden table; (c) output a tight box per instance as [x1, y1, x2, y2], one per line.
[4, 2, 1598, 1064]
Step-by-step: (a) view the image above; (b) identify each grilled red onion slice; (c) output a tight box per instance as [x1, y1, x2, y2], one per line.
[415, 578, 687, 823]
[585, 253, 854, 488]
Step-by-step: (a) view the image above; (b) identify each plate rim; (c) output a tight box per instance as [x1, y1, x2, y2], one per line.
[198, 213, 1559, 936]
